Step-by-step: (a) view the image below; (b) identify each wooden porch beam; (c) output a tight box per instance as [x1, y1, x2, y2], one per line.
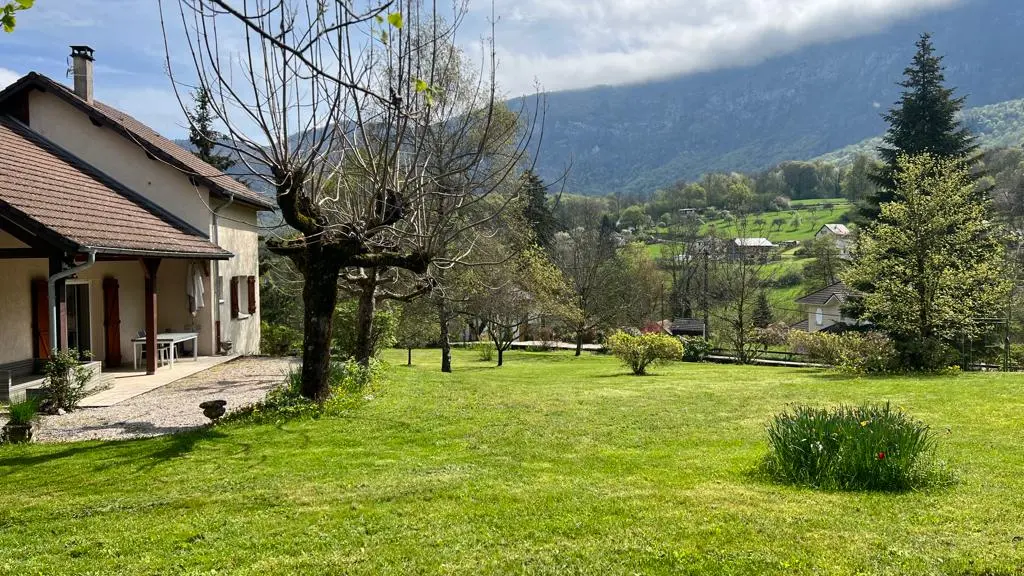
[142, 258, 161, 375]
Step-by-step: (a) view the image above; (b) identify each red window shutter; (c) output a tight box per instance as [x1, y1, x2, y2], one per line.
[247, 275, 257, 314]
[230, 276, 239, 319]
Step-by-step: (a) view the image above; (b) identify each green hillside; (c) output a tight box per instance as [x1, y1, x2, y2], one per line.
[816, 98, 1024, 166]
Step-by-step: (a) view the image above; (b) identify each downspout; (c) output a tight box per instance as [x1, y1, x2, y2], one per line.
[211, 191, 236, 353]
[48, 250, 97, 354]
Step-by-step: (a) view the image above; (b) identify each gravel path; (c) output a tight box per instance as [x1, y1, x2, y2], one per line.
[7, 357, 296, 443]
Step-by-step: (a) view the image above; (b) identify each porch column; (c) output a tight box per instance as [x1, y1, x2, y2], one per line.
[142, 258, 161, 374]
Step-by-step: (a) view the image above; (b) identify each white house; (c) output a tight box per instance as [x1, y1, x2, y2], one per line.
[0, 47, 274, 401]
[793, 282, 855, 333]
[816, 223, 853, 259]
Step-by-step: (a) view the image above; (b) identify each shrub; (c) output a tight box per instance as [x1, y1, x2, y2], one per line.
[261, 321, 301, 356]
[41, 350, 93, 412]
[771, 269, 803, 288]
[224, 360, 383, 423]
[789, 330, 898, 373]
[680, 336, 711, 362]
[606, 331, 684, 375]
[475, 337, 495, 361]
[5, 398, 39, 426]
[762, 403, 941, 491]
[332, 301, 399, 360]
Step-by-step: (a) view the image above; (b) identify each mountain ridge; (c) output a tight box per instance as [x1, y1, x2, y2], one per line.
[521, 0, 1024, 195]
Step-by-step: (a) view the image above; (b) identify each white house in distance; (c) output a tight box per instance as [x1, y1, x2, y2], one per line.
[816, 223, 852, 259]
[793, 281, 855, 333]
[0, 46, 274, 401]
[729, 237, 776, 262]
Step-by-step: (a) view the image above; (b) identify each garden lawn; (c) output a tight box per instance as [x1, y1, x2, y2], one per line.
[2, 350, 1024, 575]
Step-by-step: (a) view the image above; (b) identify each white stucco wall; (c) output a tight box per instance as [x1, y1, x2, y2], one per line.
[806, 302, 844, 333]
[27, 90, 214, 235]
[215, 204, 261, 355]
[0, 230, 30, 249]
[0, 257, 47, 365]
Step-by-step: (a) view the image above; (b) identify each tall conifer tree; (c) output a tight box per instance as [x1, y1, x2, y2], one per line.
[861, 33, 977, 222]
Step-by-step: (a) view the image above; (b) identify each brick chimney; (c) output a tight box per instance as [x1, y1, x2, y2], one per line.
[70, 45, 94, 103]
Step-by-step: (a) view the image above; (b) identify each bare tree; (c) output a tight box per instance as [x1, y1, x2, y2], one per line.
[709, 225, 777, 363]
[163, 0, 538, 399]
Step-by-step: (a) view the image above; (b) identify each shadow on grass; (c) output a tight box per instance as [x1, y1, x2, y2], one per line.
[0, 426, 230, 475]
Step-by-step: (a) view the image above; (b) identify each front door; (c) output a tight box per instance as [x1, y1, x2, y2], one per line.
[66, 282, 91, 360]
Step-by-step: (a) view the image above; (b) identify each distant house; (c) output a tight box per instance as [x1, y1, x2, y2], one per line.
[670, 318, 706, 338]
[794, 281, 856, 333]
[729, 238, 776, 262]
[816, 224, 853, 259]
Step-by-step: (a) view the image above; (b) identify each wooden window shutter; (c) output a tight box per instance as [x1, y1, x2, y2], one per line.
[247, 275, 257, 314]
[230, 276, 239, 319]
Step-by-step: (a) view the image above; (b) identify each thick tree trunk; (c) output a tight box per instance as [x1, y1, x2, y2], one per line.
[407, 347, 413, 366]
[575, 330, 584, 357]
[497, 346, 504, 367]
[354, 271, 378, 366]
[300, 253, 343, 401]
[438, 300, 452, 373]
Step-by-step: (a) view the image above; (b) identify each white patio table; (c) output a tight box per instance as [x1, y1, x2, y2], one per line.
[131, 332, 199, 370]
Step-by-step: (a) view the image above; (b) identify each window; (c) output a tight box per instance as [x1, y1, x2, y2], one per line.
[815, 307, 824, 326]
[231, 275, 257, 319]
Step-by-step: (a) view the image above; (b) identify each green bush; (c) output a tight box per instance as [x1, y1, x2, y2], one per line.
[789, 330, 898, 373]
[4, 398, 39, 425]
[763, 403, 942, 491]
[679, 336, 711, 362]
[224, 360, 383, 423]
[41, 350, 93, 412]
[332, 301, 399, 360]
[606, 331, 684, 375]
[475, 337, 495, 362]
[261, 321, 301, 356]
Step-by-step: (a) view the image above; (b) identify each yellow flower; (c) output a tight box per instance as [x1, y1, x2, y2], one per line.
[860, 420, 869, 427]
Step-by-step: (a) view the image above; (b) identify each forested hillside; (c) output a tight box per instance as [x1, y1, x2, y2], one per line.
[817, 97, 1024, 165]
[521, 0, 1024, 196]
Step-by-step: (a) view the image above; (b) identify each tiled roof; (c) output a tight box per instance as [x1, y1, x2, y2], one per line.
[1, 73, 274, 211]
[819, 223, 851, 236]
[0, 116, 231, 259]
[795, 281, 852, 306]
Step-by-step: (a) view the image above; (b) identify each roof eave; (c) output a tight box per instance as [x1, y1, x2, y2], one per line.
[0, 73, 275, 211]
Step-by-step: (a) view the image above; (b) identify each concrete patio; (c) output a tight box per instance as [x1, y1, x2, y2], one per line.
[81, 355, 239, 407]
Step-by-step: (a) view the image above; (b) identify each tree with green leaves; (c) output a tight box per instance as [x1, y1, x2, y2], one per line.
[803, 237, 845, 289]
[186, 87, 236, 172]
[1, 0, 31, 32]
[521, 170, 557, 249]
[844, 154, 1009, 370]
[395, 298, 438, 366]
[862, 33, 977, 222]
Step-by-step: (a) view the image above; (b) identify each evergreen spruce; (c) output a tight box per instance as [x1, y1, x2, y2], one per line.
[861, 33, 977, 223]
[752, 291, 773, 329]
[187, 87, 236, 172]
[521, 170, 556, 249]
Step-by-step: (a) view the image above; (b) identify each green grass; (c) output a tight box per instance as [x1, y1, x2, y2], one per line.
[2, 350, 1024, 575]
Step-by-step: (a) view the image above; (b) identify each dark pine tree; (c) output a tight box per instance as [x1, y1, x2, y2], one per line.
[861, 33, 977, 223]
[187, 87, 237, 172]
[521, 170, 556, 249]
[752, 291, 773, 329]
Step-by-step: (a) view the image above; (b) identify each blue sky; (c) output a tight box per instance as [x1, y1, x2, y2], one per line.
[0, 0, 965, 139]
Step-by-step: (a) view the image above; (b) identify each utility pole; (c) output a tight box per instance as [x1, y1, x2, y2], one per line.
[702, 247, 710, 341]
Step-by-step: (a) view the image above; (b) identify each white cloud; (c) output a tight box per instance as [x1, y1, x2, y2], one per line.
[483, 0, 965, 95]
[0, 67, 20, 89]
